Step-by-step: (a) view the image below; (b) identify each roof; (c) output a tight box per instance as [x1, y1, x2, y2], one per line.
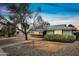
[33, 29, 44, 32]
[32, 25, 76, 32]
[47, 25, 76, 31]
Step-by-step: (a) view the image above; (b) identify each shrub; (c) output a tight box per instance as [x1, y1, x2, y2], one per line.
[44, 34, 76, 42]
[0, 30, 5, 37]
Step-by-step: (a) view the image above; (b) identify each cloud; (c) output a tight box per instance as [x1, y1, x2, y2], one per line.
[40, 13, 79, 25]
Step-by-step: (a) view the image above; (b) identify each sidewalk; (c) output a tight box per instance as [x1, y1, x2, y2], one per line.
[0, 37, 19, 40]
[0, 40, 32, 48]
[0, 48, 6, 56]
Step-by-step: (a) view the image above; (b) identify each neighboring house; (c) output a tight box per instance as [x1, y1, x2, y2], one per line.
[74, 24, 79, 31]
[16, 23, 24, 36]
[47, 24, 76, 35]
[31, 29, 44, 36]
[73, 24, 79, 39]
[0, 22, 16, 37]
[31, 22, 50, 36]
[0, 23, 4, 30]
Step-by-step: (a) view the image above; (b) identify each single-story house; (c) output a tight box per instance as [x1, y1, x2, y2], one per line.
[31, 24, 76, 36]
[47, 24, 76, 35]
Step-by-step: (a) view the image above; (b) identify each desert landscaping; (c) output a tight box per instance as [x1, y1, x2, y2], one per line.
[0, 3, 79, 56]
[0, 36, 79, 56]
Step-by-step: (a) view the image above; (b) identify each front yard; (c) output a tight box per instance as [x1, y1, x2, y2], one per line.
[0, 38, 79, 56]
[0, 35, 79, 56]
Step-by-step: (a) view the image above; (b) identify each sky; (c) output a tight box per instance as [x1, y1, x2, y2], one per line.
[0, 3, 79, 25]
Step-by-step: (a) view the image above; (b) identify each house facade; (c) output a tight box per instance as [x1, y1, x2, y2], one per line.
[47, 24, 76, 35]
[31, 24, 76, 36]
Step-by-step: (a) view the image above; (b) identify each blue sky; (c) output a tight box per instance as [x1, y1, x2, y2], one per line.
[30, 3, 79, 25]
[0, 3, 79, 25]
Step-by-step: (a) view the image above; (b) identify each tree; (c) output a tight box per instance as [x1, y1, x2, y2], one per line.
[0, 3, 45, 40]
[68, 24, 74, 27]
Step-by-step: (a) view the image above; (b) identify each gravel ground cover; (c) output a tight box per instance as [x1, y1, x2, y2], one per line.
[0, 37, 24, 45]
[2, 40, 74, 56]
[52, 41, 79, 56]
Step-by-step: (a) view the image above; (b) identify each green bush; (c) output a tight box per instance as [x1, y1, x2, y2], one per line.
[44, 34, 76, 42]
[0, 30, 5, 37]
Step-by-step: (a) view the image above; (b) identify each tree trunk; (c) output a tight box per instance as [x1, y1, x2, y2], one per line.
[8, 33, 10, 37]
[7, 26, 11, 37]
[25, 33, 28, 40]
[24, 26, 28, 40]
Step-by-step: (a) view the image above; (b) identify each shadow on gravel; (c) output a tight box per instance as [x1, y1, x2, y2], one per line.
[0, 39, 24, 46]
[2, 43, 53, 56]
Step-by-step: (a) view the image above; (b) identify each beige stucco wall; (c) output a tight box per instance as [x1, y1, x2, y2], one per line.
[47, 30, 62, 35]
[0, 24, 4, 30]
[47, 30, 73, 35]
[63, 30, 73, 35]
[54, 30, 62, 35]
[31, 31, 43, 35]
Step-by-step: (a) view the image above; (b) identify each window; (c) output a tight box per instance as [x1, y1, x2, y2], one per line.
[54, 30, 62, 35]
